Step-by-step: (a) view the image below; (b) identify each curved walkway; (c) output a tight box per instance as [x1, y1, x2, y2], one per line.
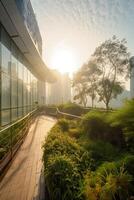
[0, 115, 56, 200]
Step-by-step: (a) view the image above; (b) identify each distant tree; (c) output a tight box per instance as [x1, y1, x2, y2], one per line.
[97, 79, 124, 109]
[72, 70, 88, 107]
[92, 36, 130, 110]
[83, 61, 101, 108]
[72, 61, 101, 108]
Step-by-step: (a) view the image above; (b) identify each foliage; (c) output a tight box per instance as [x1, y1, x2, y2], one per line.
[69, 128, 82, 139]
[119, 154, 134, 177]
[85, 61, 101, 108]
[43, 98, 134, 200]
[72, 70, 88, 107]
[42, 121, 96, 200]
[80, 111, 125, 147]
[97, 79, 124, 110]
[58, 102, 85, 116]
[73, 61, 101, 108]
[43, 131, 82, 165]
[44, 155, 82, 200]
[92, 36, 130, 110]
[80, 111, 108, 140]
[84, 162, 133, 200]
[72, 36, 129, 110]
[109, 99, 134, 152]
[43, 125, 94, 174]
[85, 141, 119, 169]
[57, 118, 69, 132]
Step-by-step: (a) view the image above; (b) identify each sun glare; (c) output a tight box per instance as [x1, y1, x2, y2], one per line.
[51, 47, 77, 74]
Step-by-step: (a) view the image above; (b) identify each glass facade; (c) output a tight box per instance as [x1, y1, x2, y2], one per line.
[0, 24, 38, 127]
[15, 0, 42, 55]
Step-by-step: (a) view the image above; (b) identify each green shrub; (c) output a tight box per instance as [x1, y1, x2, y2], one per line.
[43, 107, 134, 200]
[43, 131, 82, 165]
[42, 124, 95, 200]
[69, 128, 82, 139]
[81, 111, 124, 147]
[109, 99, 134, 152]
[85, 141, 119, 169]
[45, 155, 83, 200]
[57, 118, 69, 132]
[43, 128, 93, 173]
[80, 111, 108, 140]
[84, 162, 133, 200]
[119, 154, 134, 177]
[59, 103, 84, 116]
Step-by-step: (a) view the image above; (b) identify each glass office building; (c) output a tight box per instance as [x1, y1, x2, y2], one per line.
[0, 25, 38, 126]
[0, 0, 53, 128]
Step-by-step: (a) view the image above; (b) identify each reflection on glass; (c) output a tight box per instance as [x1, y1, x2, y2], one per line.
[0, 26, 38, 126]
[23, 67, 28, 106]
[11, 78, 18, 108]
[1, 74, 10, 109]
[1, 110, 10, 126]
[18, 108, 23, 118]
[11, 56, 18, 78]
[11, 109, 18, 122]
[1, 28, 11, 74]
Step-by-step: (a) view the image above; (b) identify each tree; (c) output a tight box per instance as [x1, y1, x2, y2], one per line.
[72, 70, 88, 107]
[83, 61, 101, 108]
[97, 79, 124, 109]
[92, 36, 130, 110]
[72, 61, 101, 108]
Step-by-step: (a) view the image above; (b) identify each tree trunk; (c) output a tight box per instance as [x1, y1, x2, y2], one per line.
[106, 102, 109, 111]
[83, 99, 87, 107]
[91, 98, 94, 108]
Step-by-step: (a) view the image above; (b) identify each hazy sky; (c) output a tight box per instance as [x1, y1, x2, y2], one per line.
[31, 0, 134, 73]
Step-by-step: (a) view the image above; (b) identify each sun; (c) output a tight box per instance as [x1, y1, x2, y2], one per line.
[51, 47, 77, 74]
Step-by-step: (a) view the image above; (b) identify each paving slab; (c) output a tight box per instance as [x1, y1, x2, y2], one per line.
[0, 115, 56, 200]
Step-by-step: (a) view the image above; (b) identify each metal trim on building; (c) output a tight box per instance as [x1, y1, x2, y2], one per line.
[0, 0, 53, 82]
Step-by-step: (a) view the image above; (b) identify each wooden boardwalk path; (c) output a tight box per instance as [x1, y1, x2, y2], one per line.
[0, 115, 56, 200]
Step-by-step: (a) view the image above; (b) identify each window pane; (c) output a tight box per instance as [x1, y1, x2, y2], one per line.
[23, 67, 28, 106]
[11, 43, 18, 77]
[27, 71, 31, 106]
[18, 79, 23, 107]
[18, 61, 23, 107]
[18, 108, 23, 118]
[18, 61, 23, 80]
[1, 110, 10, 126]
[32, 77, 37, 104]
[1, 74, 10, 109]
[1, 28, 11, 74]
[24, 107, 27, 115]
[11, 109, 18, 122]
[11, 78, 18, 107]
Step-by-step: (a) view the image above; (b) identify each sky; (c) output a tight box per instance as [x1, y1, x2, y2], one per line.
[31, 0, 134, 76]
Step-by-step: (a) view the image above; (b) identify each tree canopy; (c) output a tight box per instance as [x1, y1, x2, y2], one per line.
[73, 36, 130, 109]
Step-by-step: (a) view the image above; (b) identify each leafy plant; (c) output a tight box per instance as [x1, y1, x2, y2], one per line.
[81, 111, 125, 147]
[80, 111, 108, 140]
[45, 155, 82, 200]
[57, 118, 69, 132]
[59, 103, 84, 116]
[119, 154, 134, 177]
[85, 141, 119, 169]
[84, 162, 133, 200]
[109, 99, 134, 152]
